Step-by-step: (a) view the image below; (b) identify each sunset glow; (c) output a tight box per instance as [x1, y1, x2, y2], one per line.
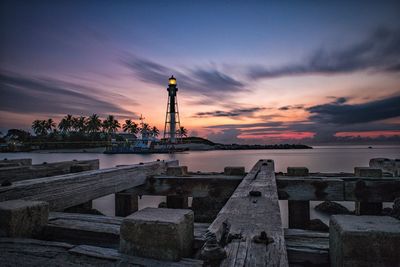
[1, 1, 399, 145]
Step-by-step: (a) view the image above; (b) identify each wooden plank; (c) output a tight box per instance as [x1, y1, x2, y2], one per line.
[126, 174, 242, 198]
[0, 238, 202, 266]
[0, 158, 32, 167]
[44, 212, 209, 250]
[206, 159, 288, 267]
[344, 177, 400, 202]
[70, 245, 203, 266]
[284, 229, 329, 266]
[0, 159, 99, 183]
[44, 212, 122, 248]
[276, 176, 400, 202]
[0, 160, 178, 211]
[276, 177, 344, 201]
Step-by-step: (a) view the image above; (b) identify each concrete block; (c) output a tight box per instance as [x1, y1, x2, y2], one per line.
[369, 158, 400, 176]
[120, 207, 194, 261]
[0, 200, 49, 237]
[223, 166, 245, 176]
[166, 166, 188, 176]
[330, 215, 400, 267]
[287, 167, 309, 176]
[354, 167, 382, 177]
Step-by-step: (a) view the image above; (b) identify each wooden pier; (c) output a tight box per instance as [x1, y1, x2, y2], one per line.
[0, 157, 399, 266]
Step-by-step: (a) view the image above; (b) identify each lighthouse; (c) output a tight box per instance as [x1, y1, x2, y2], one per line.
[163, 75, 181, 144]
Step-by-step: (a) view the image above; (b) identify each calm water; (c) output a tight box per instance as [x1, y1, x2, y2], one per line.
[2, 145, 399, 227]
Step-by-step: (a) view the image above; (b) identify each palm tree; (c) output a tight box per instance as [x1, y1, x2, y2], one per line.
[123, 119, 139, 136]
[151, 126, 160, 138]
[140, 123, 150, 138]
[87, 114, 102, 134]
[58, 114, 73, 134]
[45, 118, 56, 134]
[177, 126, 188, 142]
[71, 116, 80, 132]
[32, 120, 47, 136]
[75, 116, 87, 133]
[102, 115, 120, 137]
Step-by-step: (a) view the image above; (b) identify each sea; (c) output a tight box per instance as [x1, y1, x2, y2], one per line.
[1, 145, 399, 227]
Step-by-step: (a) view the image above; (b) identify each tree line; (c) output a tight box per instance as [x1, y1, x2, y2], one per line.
[31, 114, 157, 138]
[30, 114, 188, 140]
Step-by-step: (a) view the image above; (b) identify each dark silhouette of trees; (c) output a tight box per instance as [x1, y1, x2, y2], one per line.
[102, 115, 120, 137]
[178, 126, 188, 140]
[122, 119, 140, 137]
[151, 126, 160, 138]
[87, 114, 102, 134]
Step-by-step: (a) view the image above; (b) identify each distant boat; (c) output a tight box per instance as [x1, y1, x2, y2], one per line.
[104, 137, 186, 154]
[368, 146, 373, 149]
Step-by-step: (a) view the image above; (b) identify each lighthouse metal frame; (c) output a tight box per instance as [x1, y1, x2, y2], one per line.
[163, 76, 181, 144]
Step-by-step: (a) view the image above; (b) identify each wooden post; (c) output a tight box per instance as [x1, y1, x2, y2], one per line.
[287, 167, 310, 229]
[166, 196, 188, 209]
[115, 192, 138, 217]
[288, 200, 310, 229]
[354, 167, 383, 215]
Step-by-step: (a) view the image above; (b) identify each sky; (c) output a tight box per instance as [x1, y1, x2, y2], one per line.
[0, 0, 399, 144]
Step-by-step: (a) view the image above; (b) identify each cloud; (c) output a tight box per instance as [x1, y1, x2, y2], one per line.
[248, 27, 400, 79]
[204, 95, 400, 144]
[307, 95, 400, 124]
[123, 56, 246, 97]
[0, 72, 137, 118]
[194, 107, 264, 118]
[207, 129, 241, 144]
[278, 105, 304, 111]
[206, 121, 284, 129]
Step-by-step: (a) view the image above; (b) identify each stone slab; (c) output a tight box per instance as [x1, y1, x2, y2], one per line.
[287, 167, 309, 176]
[330, 215, 400, 267]
[120, 207, 194, 261]
[167, 166, 188, 176]
[223, 166, 245, 176]
[354, 167, 382, 177]
[0, 200, 49, 237]
[369, 158, 400, 177]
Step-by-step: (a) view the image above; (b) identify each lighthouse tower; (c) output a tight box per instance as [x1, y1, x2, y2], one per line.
[163, 75, 181, 144]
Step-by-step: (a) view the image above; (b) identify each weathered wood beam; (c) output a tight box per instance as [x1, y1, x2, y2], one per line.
[288, 201, 310, 229]
[0, 158, 32, 167]
[0, 159, 99, 183]
[344, 177, 400, 202]
[284, 229, 329, 266]
[0, 238, 203, 266]
[276, 176, 400, 202]
[286, 167, 310, 230]
[126, 175, 399, 203]
[126, 174, 242, 198]
[206, 159, 289, 267]
[44, 212, 208, 250]
[0, 160, 178, 211]
[277, 177, 344, 201]
[115, 192, 138, 217]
